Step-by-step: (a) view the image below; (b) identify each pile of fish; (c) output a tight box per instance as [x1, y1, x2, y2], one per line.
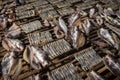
[0, 0, 120, 80]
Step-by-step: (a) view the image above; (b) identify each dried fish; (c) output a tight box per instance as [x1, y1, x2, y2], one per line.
[29, 74, 41, 80]
[98, 28, 120, 50]
[0, 16, 7, 29]
[89, 8, 95, 18]
[103, 55, 120, 76]
[58, 16, 68, 36]
[87, 70, 106, 80]
[96, 16, 103, 26]
[23, 45, 49, 70]
[70, 26, 85, 49]
[54, 26, 65, 39]
[1, 52, 22, 79]
[92, 41, 108, 48]
[4, 23, 22, 38]
[104, 22, 120, 37]
[81, 19, 91, 36]
[2, 38, 24, 52]
[68, 11, 80, 27]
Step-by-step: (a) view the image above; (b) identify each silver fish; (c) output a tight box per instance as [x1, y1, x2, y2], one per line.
[1, 52, 22, 79]
[96, 16, 103, 26]
[29, 74, 41, 80]
[79, 19, 91, 36]
[2, 38, 24, 52]
[70, 26, 85, 49]
[89, 8, 95, 18]
[4, 23, 22, 38]
[58, 17, 68, 36]
[103, 55, 120, 76]
[68, 11, 80, 27]
[23, 45, 49, 70]
[0, 16, 7, 29]
[87, 70, 106, 80]
[98, 28, 119, 50]
[105, 22, 120, 37]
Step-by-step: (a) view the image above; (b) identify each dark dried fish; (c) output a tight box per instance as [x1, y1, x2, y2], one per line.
[4, 23, 22, 38]
[103, 55, 120, 76]
[23, 45, 49, 70]
[98, 28, 120, 50]
[87, 70, 106, 80]
[70, 26, 85, 49]
[2, 38, 24, 52]
[1, 52, 22, 79]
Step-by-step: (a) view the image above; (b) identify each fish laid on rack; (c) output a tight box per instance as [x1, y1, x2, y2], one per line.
[70, 26, 86, 49]
[23, 45, 49, 70]
[1, 52, 22, 80]
[4, 23, 22, 39]
[103, 55, 120, 76]
[87, 70, 106, 80]
[2, 38, 24, 52]
[98, 28, 120, 50]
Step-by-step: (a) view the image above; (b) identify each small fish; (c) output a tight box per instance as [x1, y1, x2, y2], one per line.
[2, 38, 24, 52]
[103, 55, 120, 76]
[29, 74, 41, 80]
[0, 16, 7, 29]
[70, 26, 85, 49]
[98, 28, 119, 50]
[105, 22, 120, 37]
[87, 70, 106, 80]
[44, 19, 50, 27]
[89, 8, 95, 18]
[54, 26, 65, 39]
[68, 11, 80, 27]
[23, 45, 49, 70]
[79, 19, 91, 36]
[4, 23, 22, 38]
[92, 41, 108, 48]
[103, 8, 115, 17]
[1, 52, 22, 79]
[58, 17, 68, 37]
[96, 16, 103, 26]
